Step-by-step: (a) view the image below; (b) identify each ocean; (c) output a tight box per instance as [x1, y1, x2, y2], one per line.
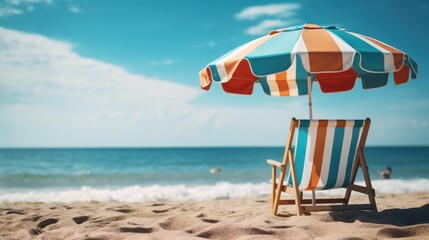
[0, 147, 428, 203]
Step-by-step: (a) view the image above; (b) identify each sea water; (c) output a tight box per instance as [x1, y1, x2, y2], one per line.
[0, 147, 428, 202]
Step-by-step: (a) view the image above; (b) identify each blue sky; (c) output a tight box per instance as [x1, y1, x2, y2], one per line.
[0, 0, 428, 147]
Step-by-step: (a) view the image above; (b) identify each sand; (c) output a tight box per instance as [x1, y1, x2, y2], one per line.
[1, 193, 429, 240]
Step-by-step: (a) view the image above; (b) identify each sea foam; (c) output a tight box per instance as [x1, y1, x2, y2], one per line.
[0, 178, 428, 203]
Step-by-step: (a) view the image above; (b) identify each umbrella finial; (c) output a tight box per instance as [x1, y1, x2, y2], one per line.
[304, 23, 322, 29]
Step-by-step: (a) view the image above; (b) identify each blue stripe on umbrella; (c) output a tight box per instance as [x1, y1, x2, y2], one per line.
[328, 29, 386, 72]
[294, 55, 309, 95]
[257, 76, 272, 95]
[405, 57, 418, 79]
[246, 29, 302, 76]
[209, 65, 222, 82]
[352, 54, 389, 89]
[361, 73, 389, 89]
[207, 44, 244, 82]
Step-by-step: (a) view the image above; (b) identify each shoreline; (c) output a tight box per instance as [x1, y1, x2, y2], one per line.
[2, 178, 429, 203]
[1, 192, 428, 239]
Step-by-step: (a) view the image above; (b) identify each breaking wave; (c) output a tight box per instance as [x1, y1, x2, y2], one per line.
[1, 178, 428, 203]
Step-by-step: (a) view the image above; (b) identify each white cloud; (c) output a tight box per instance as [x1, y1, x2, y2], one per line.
[235, 3, 302, 36]
[0, 0, 75, 17]
[208, 41, 216, 47]
[0, 26, 314, 147]
[148, 59, 176, 66]
[6, 0, 53, 5]
[0, 6, 23, 17]
[7, 0, 21, 5]
[192, 41, 217, 48]
[0, 27, 196, 106]
[235, 3, 300, 20]
[68, 5, 80, 13]
[0, 27, 200, 146]
[245, 19, 292, 35]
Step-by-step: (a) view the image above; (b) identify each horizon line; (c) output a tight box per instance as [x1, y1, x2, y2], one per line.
[0, 145, 428, 149]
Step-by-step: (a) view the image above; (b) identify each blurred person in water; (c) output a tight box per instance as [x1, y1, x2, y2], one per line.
[379, 166, 392, 179]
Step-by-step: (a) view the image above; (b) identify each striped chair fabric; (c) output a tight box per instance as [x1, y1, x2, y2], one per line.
[287, 119, 366, 190]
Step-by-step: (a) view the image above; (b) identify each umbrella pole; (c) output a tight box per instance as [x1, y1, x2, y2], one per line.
[307, 74, 316, 206]
[308, 74, 313, 120]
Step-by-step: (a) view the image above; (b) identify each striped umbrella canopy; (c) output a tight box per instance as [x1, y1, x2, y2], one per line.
[199, 23, 418, 97]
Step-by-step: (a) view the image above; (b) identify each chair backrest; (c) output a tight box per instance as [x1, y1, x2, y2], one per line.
[287, 119, 370, 191]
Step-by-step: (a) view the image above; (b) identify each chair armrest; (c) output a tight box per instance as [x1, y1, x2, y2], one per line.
[266, 159, 284, 167]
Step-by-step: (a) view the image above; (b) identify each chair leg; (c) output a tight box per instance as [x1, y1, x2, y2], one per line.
[271, 166, 276, 210]
[273, 166, 286, 215]
[287, 150, 303, 216]
[343, 149, 377, 212]
[345, 154, 360, 204]
[358, 150, 378, 212]
[294, 189, 303, 216]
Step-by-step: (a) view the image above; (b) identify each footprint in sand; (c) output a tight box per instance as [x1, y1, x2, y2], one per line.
[196, 213, 219, 223]
[151, 203, 165, 207]
[29, 228, 41, 236]
[152, 207, 177, 213]
[201, 218, 220, 223]
[378, 228, 411, 238]
[152, 209, 169, 213]
[92, 215, 126, 223]
[72, 216, 89, 224]
[22, 215, 42, 222]
[6, 210, 25, 215]
[271, 225, 292, 229]
[196, 227, 273, 239]
[115, 208, 135, 213]
[120, 227, 153, 234]
[37, 218, 59, 228]
[377, 225, 426, 238]
[106, 207, 135, 213]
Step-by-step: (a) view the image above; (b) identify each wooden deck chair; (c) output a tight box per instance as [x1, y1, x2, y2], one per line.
[267, 118, 377, 216]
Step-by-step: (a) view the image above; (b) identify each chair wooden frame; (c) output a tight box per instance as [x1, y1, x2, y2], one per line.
[267, 118, 377, 216]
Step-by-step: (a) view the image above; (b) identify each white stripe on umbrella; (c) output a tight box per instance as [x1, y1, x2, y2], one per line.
[348, 32, 396, 73]
[214, 36, 264, 82]
[287, 59, 299, 96]
[326, 30, 356, 72]
[266, 74, 280, 96]
[291, 34, 311, 73]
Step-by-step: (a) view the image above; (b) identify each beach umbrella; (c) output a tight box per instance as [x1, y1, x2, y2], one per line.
[199, 23, 418, 203]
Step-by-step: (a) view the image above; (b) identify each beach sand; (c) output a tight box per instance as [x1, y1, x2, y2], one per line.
[1, 193, 428, 240]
